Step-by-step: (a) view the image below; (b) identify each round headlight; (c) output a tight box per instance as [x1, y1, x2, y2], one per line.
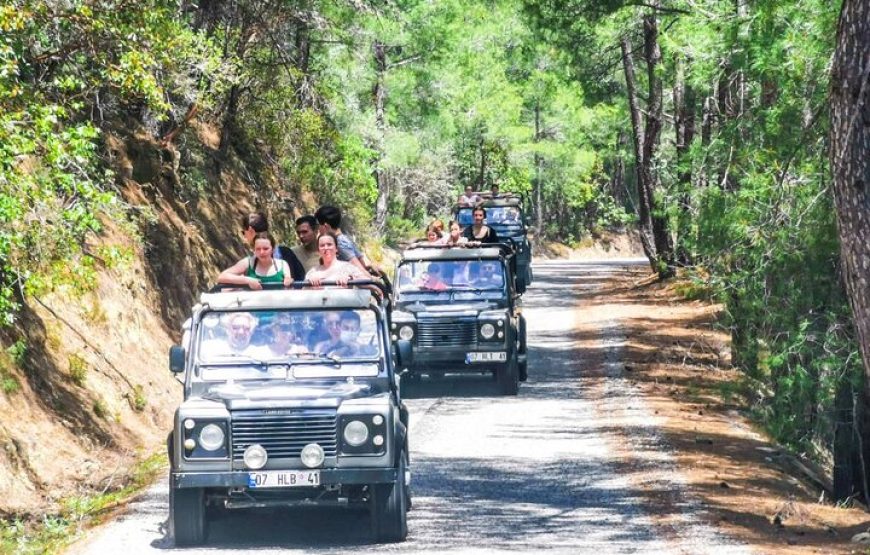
[199, 423, 225, 451]
[183, 419, 196, 430]
[481, 323, 496, 339]
[300, 443, 325, 468]
[243, 444, 268, 469]
[372, 414, 384, 426]
[399, 325, 414, 340]
[372, 435, 384, 447]
[343, 420, 369, 446]
[183, 438, 196, 450]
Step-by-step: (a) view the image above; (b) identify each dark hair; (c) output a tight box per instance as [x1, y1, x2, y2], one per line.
[296, 214, 317, 229]
[314, 205, 342, 229]
[318, 231, 339, 248]
[473, 206, 487, 217]
[252, 231, 276, 248]
[242, 212, 269, 233]
[339, 311, 361, 326]
[426, 226, 443, 238]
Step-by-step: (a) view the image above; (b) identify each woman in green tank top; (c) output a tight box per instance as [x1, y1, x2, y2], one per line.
[218, 232, 292, 289]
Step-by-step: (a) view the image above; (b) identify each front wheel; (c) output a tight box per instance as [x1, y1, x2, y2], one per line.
[370, 450, 409, 543]
[170, 483, 207, 546]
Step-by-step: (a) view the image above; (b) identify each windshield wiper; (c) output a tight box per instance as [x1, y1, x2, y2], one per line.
[202, 353, 268, 366]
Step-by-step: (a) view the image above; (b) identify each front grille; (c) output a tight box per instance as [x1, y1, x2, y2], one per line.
[231, 409, 338, 461]
[417, 318, 477, 348]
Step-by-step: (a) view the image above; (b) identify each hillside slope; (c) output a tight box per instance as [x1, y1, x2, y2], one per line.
[0, 122, 296, 515]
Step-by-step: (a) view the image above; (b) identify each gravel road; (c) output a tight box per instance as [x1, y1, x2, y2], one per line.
[73, 259, 752, 555]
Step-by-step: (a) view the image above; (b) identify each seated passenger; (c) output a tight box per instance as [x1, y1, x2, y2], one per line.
[311, 312, 341, 353]
[315, 312, 371, 357]
[218, 232, 293, 289]
[200, 312, 266, 358]
[266, 315, 308, 357]
[305, 232, 369, 287]
[470, 263, 504, 288]
[418, 263, 449, 291]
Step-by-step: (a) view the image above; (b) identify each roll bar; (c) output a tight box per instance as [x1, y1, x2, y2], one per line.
[209, 279, 390, 299]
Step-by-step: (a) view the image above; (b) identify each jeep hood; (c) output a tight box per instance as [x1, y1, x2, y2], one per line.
[202, 381, 372, 410]
[398, 300, 502, 314]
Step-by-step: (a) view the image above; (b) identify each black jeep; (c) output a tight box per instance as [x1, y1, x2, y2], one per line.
[391, 245, 527, 395]
[167, 282, 411, 545]
[454, 194, 532, 292]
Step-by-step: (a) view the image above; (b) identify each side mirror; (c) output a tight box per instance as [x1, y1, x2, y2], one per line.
[169, 345, 186, 374]
[396, 340, 413, 367]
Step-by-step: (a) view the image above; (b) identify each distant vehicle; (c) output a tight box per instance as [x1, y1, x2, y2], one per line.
[167, 281, 410, 545]
[454, 194, 533, 292]
[392, 244, 527, 395]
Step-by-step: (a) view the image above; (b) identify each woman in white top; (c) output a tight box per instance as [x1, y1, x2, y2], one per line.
[306, 232, 369, 287]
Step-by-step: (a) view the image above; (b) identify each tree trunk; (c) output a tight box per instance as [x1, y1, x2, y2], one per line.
[219, 84, 241, 157]
[829, 0, 870, 502]
[642, 11, 674, 277]
[534, 101, 544, 234]
[294, 21, 314, 108]
[479, 134, 487, 190]
[620, 36, 656, 268]
[611, 131, 628, 208]
[674, 54, 696, 266]
[372, 41, 389, 232]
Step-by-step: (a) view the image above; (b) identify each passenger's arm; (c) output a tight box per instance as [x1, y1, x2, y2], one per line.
[217, 258, 262, 290]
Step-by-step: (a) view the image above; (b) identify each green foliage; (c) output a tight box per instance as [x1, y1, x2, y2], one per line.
[67, 354, 88, 386]
[0, 453, 165, 553]
[92, 399, 108, 419]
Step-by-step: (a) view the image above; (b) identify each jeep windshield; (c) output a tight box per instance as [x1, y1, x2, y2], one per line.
[456, 206, 524, 236]
[396, 260, 506, 302]
[195, 308, 382, 380]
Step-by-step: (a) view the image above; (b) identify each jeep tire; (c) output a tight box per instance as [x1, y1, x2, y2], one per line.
[518, 315, 528, 382]
[370, 450, 409, 542]
[497, 358, 519, 396]
[170, 483, 206, 546]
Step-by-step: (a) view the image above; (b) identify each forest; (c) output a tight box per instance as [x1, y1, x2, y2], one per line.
[1, 0, 869, 511]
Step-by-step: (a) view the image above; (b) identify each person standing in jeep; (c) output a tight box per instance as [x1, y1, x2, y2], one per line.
[462, 206, 499, 244]
[314, 205, 369, 273]
[289, 215, 321, 273]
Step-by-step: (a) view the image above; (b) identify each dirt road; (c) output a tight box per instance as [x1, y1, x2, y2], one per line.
[72, 259, 864, 554]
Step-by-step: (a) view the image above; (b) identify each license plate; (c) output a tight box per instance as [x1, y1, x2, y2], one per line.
[466, 352, 507, 363]
[248, 470, 320, 488]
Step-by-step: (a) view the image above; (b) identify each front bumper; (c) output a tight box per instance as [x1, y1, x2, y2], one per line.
[407, 348, 521, 372]
[172, 467, 397, 489]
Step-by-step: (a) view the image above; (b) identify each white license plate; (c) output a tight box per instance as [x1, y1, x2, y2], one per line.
[466, 352, 507, 363]
[248, 470, 320, 488]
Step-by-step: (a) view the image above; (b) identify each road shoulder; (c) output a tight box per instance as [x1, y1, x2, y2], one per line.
[573, 266, 870, 554]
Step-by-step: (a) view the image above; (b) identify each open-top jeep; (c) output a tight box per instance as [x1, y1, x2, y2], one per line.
[167, 281, 410, 545]
[454, 194, 532, 292]
[391, 245, 527, 395]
